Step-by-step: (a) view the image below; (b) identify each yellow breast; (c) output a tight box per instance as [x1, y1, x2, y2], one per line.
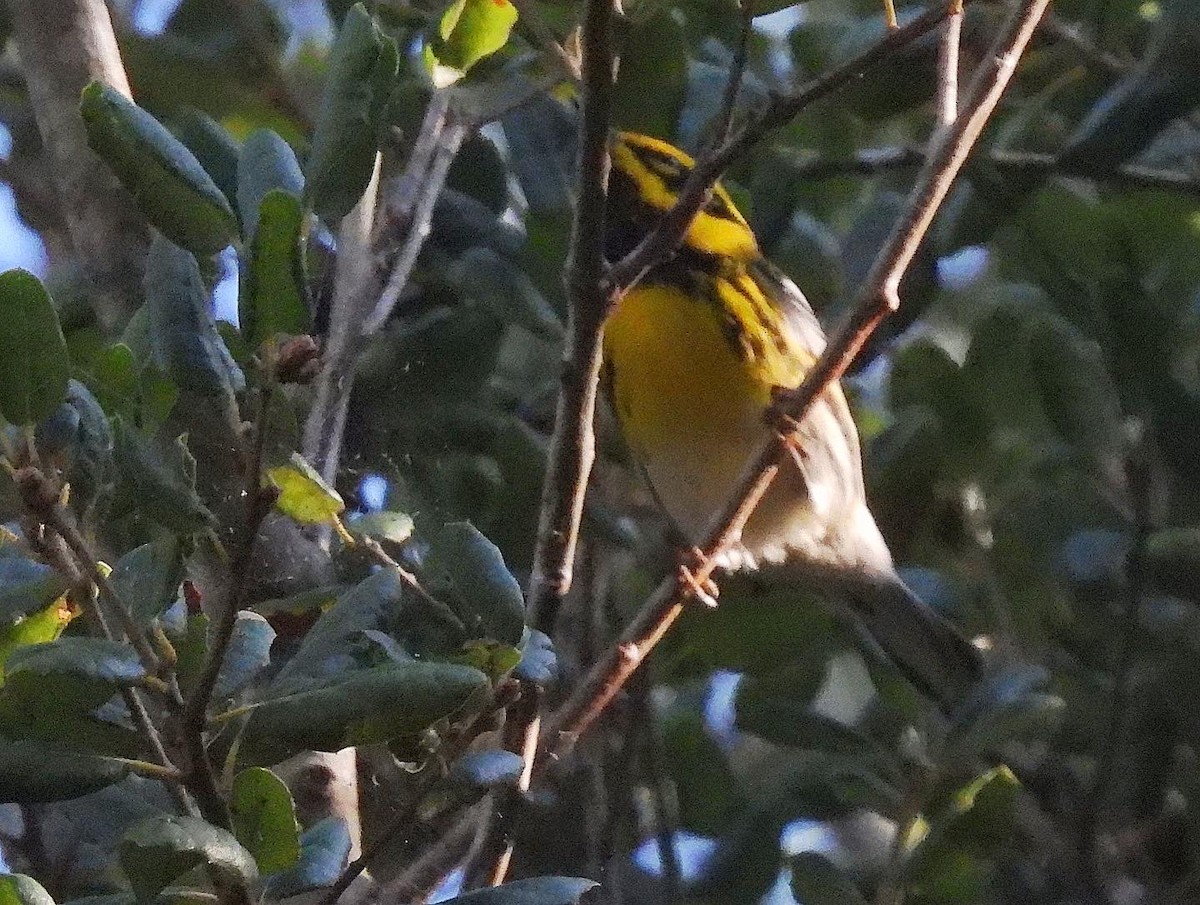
[604, 277, 810, 544]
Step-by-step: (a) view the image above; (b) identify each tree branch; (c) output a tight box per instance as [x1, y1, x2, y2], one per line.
[8, 0, 147, 331]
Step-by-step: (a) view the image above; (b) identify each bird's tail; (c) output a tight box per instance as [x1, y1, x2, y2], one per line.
[840, 571, 983, 711]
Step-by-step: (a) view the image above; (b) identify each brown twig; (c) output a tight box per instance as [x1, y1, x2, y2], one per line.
[180, 384, 277, 831]
[936, 0, 963, 127]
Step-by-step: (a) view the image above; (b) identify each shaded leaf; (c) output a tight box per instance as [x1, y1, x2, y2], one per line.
[236, 128, 304, 237]
[213, 612, 275, 700]
[240, 190, 311, 348]
[243, 662, 486, 763]
[436, 878, 598, 905]
[0, 556, 70, 624]
[447, 750, 524, 791]
[789, 853, 868, 905]
[144, 235, 244, 399]
[120, 814, 257, 901]
[0, 738, 132, 803]
[113, 419, 216, 533]
[423, 522, 524, 645]
[79, 82, 237, 253]
[0, 270, 70, 425]
[305, 4, 399, 223]
[512, 629, 557, 685]
[109, 536, 184, 626]
[5, 637, 146, 686]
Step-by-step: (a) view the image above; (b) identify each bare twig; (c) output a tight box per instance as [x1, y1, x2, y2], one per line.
[303, 95, 468, 485]
[8, 0, 147, 330]
[526, 0, 618, 634]
[304, 155, 383, 483]
[180, 384, 278, 830]
[936, 0, 963, 127]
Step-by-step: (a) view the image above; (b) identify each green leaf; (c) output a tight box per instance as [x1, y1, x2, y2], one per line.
[120, 814, 257, 902]
[612, 5, 687, 136]
[0, 737, 133, 802]
[236, 128, 304, 238]
[231, 767, 300, 874]
[0, 555, 70, 623]
[0, 596, 77, 676]
[661, 706, 739, 834]
[79, 82, 237, 254]
[243, 661, 486, 763]
[423, 522, 524, 645]
[430, 0, 518, 84]
[109, 536, 184, 626]
[305, 4, 399, 223]
[0, 270, 70, 425]
[170, 610, 210, 699]
[112, 419, 216, 533]
[267, 452, 345, 526]
[347, 510, 414, 545]
[435, 878, 598, 905]
[789, 853, 868, 905]
[240, 190, 311, 348]
[5, 637, 146, 686]
[264, 817, 352, 898]
[0, 874, 56, 905]
[144, 235, 244, 398]
[213, 612, 275, 700]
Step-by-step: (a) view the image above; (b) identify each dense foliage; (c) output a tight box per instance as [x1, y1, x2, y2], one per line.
[1, 1, 1199, 904]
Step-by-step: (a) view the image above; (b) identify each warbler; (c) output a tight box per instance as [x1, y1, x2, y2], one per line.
[602, 132, 982, 706]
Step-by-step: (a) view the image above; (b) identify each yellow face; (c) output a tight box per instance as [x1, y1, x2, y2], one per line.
[606, 132, 760, 263]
